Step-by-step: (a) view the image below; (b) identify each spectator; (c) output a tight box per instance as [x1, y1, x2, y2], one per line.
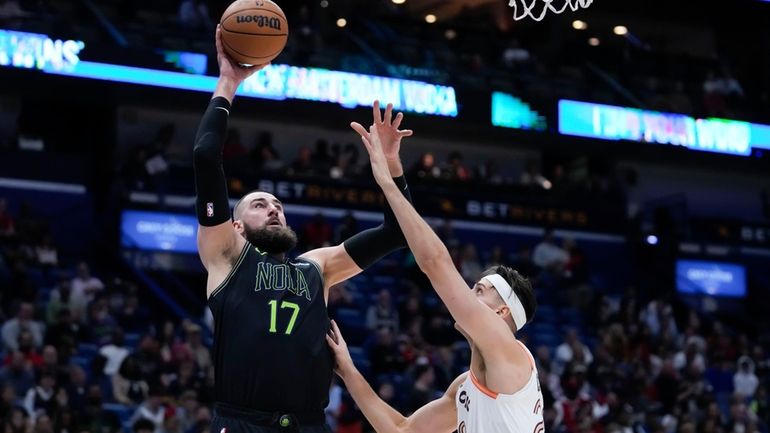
[311, 139, 334, 173]
[555, 329, 594, 376]
[252, 134, 285, 174]
[673, 340, 706, 374]
[443, 151, 471, 181]
[183, 323, 211, 371]
[222, 128, 249, 174]
[510, 246, 537, 279]
[2, 303, 44, 352]
[532, 229, 569, 271]
[9, 331, 43, 368]
[366, 290, 399, 334]
[33, 236, 57, 268]
[38, 345, 67, 385]
[405, 364, 436, 415]
[326, 378, 343, 431]
[22, 372, 57, 422]
[222, 128, 247, 161]
[327, 282, 355, 319]
[369, 327, 402, 377]
[0, 384, 16, 421]
[410, 153, 441, 179]
[734, 356, 759, 400]
[65, 366, 88, 413]
[334, 211, 359, 244]
[99, 329, 130, 376]
[87, 298, 118, 346]
[78, 384, 121, 433]
[112, 356, 149, 406]
[301, 212, 332, 250]
[47, 278, 86, 325]
[119, 293, 148, 333]
[0, 351, 35, 397]
[130, 385, 167, 433]
[44, 308, 83, 359]
[70, 262, 104, 306]
[459, 244, 483, 283]
[4, 406, 31, 433]
[288, 146, 315, 177]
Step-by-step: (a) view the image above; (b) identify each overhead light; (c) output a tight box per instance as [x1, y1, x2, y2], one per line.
[336, 18, 347, 28]
[444, 29, 457, 40]
[613, 25, 628, 35]
[588, 37, 600, 46]
[320, 0, 328, 7]
[646, 235, 659, 245]
[425, 14, 437, 23]
[392, 0, 406, 4]
[572, 20, 587, 30]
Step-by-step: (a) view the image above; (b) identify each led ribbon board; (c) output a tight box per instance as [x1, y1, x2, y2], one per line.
[559, 99, 770, 156]
[0, 29, 458, 117]
[491, 91, 547, 130]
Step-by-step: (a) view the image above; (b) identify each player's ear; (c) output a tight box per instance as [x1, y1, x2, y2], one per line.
[496, 305, 510, 319]
[233, 219, 244, 234]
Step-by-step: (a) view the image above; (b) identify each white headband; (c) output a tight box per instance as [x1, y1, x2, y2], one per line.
[482, 274, 527, 331]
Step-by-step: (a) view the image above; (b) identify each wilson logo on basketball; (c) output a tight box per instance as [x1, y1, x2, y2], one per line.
[236, 15, 282, 30]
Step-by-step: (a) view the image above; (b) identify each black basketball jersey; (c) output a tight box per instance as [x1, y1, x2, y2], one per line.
[207, 242, 333, 414]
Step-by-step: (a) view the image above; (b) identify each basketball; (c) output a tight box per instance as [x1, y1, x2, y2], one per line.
[220, 0, 288, 65]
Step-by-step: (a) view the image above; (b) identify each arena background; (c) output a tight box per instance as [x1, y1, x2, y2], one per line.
[1, 0, 770, 432]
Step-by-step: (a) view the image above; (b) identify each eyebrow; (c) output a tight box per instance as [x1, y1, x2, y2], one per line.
[250, 198, 283, 207]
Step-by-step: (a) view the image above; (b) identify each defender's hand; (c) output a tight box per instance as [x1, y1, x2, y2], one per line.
[326, 320, 356, 378]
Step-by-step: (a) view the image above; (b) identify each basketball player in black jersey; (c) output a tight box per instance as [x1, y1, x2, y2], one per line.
[193, 26, 415, 433]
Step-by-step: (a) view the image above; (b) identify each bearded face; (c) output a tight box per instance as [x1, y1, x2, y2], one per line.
[242, 223, 298, 254]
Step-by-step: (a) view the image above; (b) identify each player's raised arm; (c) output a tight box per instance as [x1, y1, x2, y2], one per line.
[299, 101, 414, 292]
[194, 26, 266, 291]
[326, 320, 458, 433]
[358, 125, 515, 352]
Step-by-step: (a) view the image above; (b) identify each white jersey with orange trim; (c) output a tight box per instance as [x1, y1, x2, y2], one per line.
[455, 341, 545, 433]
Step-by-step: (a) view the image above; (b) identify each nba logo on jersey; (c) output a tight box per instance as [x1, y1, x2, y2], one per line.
[207, 202, 214, 217]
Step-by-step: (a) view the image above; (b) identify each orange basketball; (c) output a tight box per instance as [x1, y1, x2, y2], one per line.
[220, 0, 288, 65]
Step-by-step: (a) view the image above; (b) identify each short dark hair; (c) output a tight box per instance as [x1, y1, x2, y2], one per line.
[232, 189, 264, 220]
[480, 265, 537, 326]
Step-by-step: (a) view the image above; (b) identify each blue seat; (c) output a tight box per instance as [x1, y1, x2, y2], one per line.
[70, 356, 91, 371]
[78, 344, 99, 358]
[124, 333, 141, 348]
[335, 308, 363, 326]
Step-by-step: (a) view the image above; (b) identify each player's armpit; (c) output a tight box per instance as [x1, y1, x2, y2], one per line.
[400, 373, 466, 433]
[197, 223, 244, 269]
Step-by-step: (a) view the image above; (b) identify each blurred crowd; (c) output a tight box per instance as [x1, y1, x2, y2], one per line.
[117, 123, 632, 204]
[0, 194, 768, 433]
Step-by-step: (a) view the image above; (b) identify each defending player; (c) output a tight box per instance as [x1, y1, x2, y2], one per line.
[326, 124, 544, 433]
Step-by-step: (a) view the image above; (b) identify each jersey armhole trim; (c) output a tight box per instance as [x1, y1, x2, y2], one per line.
[208, 242, 250, 300]
[296, 257, 325, 289]
[470, 370, 499, 399]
